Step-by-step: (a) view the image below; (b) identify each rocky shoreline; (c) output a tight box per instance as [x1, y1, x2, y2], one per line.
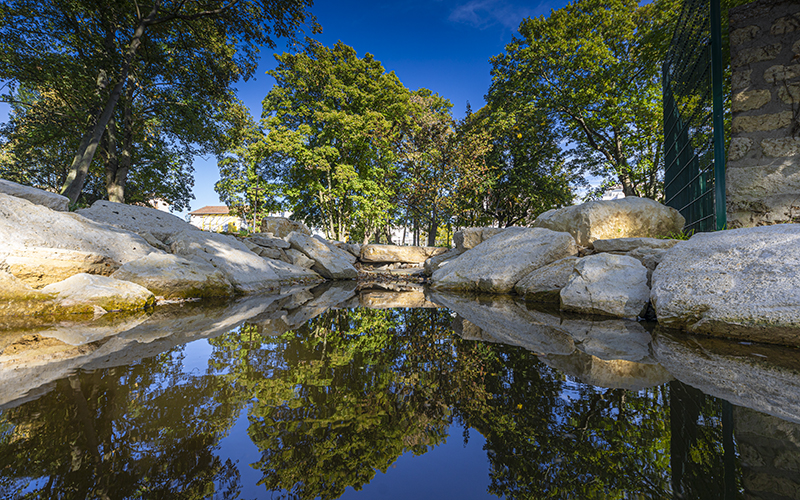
[2, 179, 800, 349]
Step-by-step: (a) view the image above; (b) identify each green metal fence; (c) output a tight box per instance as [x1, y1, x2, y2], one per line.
[662, 0, 727, 233]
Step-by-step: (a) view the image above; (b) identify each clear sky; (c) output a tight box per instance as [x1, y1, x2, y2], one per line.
[0, 0, 575, 215]
[182, 0, 571, 216]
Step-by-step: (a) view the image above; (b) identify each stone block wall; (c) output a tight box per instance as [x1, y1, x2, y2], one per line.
[727, 0, 800, 228]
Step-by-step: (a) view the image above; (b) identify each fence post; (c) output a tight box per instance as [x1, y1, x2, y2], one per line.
[710, 0, 727, 231]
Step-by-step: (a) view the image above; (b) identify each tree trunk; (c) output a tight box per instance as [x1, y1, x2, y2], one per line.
[427, 206, 438, 247]
[61, 9, 154, 204]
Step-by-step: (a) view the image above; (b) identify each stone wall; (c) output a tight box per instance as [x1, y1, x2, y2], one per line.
[727, 0, 800, 228]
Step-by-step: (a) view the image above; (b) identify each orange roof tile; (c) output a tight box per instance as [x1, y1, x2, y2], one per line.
[188, 205, 230, 215]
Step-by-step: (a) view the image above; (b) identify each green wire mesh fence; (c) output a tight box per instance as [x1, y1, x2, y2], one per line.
[662, 0, 727, 233]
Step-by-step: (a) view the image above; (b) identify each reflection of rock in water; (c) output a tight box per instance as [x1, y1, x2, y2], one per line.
[359, 290, 438, 309]
[654, 329, 800, 425]
[0, 282, 358, 410]
[557, 316, 654, 363]
[735, 406, 800, 499]
[542, 350, 673, 391]
[432, 291, 575, 355]
[441, 290, 658, 366]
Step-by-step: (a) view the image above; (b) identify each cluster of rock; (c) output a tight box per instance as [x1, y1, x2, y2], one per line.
[0, 180, 451, 321]
[427, 196, 800, 347]
[0, 181, 328, 318]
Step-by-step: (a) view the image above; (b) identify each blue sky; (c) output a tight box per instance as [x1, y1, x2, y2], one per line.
[0, 0, 574, 214]
[183, 0, 571, 216]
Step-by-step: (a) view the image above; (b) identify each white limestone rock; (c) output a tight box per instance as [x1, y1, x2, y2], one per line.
[287, 232, 358, 279]
[423, 248, 463, 276]
[431, 227, 577, 293]
[591, 237, 680, 253]
[0, 193, 158, 287]
[41, 273, 155, 312]
[77, 200, 197, 242]
[360, 244, 448, 263]
[111, 253, 234, 299]
[453, 227, 508, 252]
[561, 253, 650, 318]
[651, 224, 800, 344]
[285, 248, 316, 269]
[334, 242, 362, 259]
[0, 179, 69, 211]
[262, 217, 311, 238]
[320, 238, 357, 264]
[514, 256, 579, 303]
[533, 197, 685, 247]
[166, 229, 319, 294]
[249, 233, 291, 249]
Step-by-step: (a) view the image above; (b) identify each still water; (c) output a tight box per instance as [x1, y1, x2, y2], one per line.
[1, 283, 799, 499]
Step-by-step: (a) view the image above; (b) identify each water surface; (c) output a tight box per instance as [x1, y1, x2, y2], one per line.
[1, 283, 799, 499]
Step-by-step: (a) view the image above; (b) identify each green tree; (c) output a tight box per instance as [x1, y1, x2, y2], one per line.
[489, 0, 678, 199]
[257, 41, 409, 243]
[215, 102, 284, 230]
[456, 103, 574, 228]
[0, 0, 317, 205]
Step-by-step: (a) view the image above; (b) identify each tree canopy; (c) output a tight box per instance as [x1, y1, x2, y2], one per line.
[0, 0, 317, 207]
[489, 0, 678, 199]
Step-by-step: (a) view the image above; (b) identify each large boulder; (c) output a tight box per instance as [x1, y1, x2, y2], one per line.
[0, 193, 158, 287]
[40, 273, 155, 312]
[360, 244, 448, 263]
[0, 179, 69, 211]
[248, 233, 291, 249]
[651, 224, 800, 345]
[533, 197, 685, 247]
[423, 248, 462, 276]
[560, 253, 650, 318]
[77, 200, 197, 243]
[111, 253, 234, 299]
[453, 227, 508, 252]
[166, 229, 320, 294]
[286, 232, 358, 279]
[0, 270, 76, 317]
[285, 248, 316, 269]
[431, 227, 577, 293]
[261, 217, 311, 238]
[514, 256, 578, 303]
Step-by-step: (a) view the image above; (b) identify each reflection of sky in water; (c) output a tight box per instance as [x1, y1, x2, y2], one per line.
[1, 300, 797, 499]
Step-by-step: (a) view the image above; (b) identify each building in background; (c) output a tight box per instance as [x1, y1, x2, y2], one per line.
[601, 186, 625, 201]
[188, 206, 246, 232]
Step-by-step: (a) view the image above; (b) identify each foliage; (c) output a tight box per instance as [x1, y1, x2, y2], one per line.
[456, 103, 575, 227]
[489, 0, 680, 199]
[0, 0, 317, 207]
[215, 101, 284, 229]
[255, 41, 408, 243]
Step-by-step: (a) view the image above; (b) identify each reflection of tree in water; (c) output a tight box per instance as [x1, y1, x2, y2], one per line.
[206, 307, 493, 499]
[0, 351, 244, 499]
[0, 306, 743, 499]
[452, 347, 740, 499]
